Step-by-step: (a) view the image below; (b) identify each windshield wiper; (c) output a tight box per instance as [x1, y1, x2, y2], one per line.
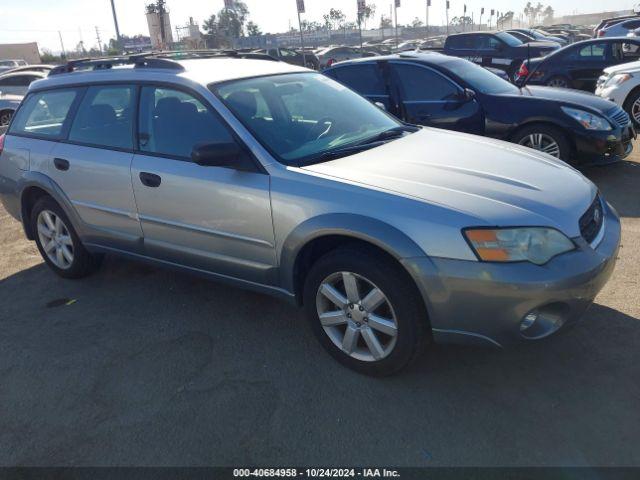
[300, 141, 389, 165]
[363, 125, 420, 144]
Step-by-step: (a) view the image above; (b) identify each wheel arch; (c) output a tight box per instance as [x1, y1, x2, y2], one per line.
[19, 172, 82, 240]
[508, 120, 575, 157]
[279, 214, 427, 305]
[622, 84, 640, 116]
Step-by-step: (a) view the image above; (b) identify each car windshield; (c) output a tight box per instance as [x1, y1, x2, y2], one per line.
[444, 60, 520, 95]
[212, 72, 403, 166]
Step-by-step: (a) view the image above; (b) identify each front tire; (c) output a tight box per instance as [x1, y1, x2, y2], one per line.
[623, 88, 640, 128]
[303, 246, 429, 376]
[513, 124, 572, 163]
[31, 196, 103, 279]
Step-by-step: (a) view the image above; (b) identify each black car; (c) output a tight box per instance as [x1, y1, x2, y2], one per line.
[433, 31, 560, 79]
[517, 38, 640, 91]
[254, 47, 319, 69]
[324, 53, 634, 165]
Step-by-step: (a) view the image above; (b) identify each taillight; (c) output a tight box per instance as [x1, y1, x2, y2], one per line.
[327, 58, 336, 67]
[598, 30, 605, 37]
[0, 134, 5, 156]
[518, 63, 529, 78]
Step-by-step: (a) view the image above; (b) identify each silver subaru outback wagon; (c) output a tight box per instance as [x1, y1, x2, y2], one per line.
[0, 54, 621, 376]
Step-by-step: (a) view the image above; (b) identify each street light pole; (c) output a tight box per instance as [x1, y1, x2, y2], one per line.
[110, 0, 122, 51]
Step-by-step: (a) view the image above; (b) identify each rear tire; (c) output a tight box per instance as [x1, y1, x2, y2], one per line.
[31, 196, 103, 279]
[303, 246, 429, 376]
[512, 124, 572, 163]
[546, 76, 571, 89]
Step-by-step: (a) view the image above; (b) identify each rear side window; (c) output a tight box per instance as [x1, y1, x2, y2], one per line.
[9, 89, 78, 138]
[326, 64, 386, 96]
[69, 85, 135, 149]
[392, 64, 459, 101]
[138, 86, 235, 159]
[0, 75, 36, 87]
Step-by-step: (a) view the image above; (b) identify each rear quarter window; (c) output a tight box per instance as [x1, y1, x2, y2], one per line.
[9, 89, 78, 138]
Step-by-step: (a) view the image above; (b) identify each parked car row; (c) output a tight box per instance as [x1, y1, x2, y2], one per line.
[0, 64, 54, 128]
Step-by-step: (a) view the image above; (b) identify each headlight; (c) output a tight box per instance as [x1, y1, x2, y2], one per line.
[561, 107, 612, 131]
[464, 228, 575, 265]
[604, 73, 633, 88]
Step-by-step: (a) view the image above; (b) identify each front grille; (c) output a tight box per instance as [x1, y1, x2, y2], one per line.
[579, 195, 604, 245]
[609, 106, 630, 128]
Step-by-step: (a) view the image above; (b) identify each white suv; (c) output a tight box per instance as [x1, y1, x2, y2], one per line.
[596, 60, 640, 126]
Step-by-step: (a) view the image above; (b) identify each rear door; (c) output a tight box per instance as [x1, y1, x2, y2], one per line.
[131, 86, 275, 284]
[389, 62, 484, 134]
[565, 42, 611, 90]
[48, 84, 143, 250]
[324, 62, 392, 112]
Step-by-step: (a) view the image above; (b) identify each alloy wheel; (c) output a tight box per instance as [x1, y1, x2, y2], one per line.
[547, 78, 568, 88]
[631, 98, 640, 125]
[518, 133, 561, 158]
[316, 271, 398, 362]
[0, 111, 12, 127]
[37, 210, 74, 269]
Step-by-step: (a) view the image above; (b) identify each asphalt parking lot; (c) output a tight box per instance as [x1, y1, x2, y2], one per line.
[1, 150, 639, 467]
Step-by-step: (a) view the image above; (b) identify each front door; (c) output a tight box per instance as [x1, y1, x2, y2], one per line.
[131, 86, 276, 285]
[389, 62, 484, 134]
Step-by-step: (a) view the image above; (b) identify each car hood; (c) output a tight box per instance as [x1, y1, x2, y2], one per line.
[517, 85, 616, 112]
[301, 129, 596, 237]
[603, 60, 640, 75]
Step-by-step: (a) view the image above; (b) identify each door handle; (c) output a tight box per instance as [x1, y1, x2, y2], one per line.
[139, 172, 162, 188]
[53, 158, 69, 171]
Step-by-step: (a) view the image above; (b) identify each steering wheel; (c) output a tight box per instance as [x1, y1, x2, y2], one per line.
[305, 117, 335, 142]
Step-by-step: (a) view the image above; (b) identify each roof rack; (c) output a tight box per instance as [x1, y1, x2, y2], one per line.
[49, 54, 185, 76]
[151, 49, 280, 62]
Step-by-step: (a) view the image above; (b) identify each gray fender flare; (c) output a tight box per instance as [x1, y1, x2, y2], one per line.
[278, 213, 428, 296]
[17, 172, 84, 240]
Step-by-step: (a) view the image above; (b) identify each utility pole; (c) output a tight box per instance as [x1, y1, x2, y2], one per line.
[95, 26, 103, 55]
[426, 0, 430, 39]
[394, 0, 399, 49]
[296, 0, 307, 67]
[110, 0, 122, 51]
[58, 31, 67, 59]
[446, 1, 450, 35]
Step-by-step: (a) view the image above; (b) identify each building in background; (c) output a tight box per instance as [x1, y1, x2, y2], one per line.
[0, 43, 41, 64]
[146, 1, 173, 50]
[176, 18, 205, 49]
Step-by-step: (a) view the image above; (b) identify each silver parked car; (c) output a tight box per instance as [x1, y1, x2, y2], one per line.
[0, 55, 620, 375]
[0, 70, 47, 96]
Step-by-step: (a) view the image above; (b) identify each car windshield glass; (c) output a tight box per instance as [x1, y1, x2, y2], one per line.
[496, 31, 522, 46]
[212, 72, 403, 166]
[444, 60, 520, 94]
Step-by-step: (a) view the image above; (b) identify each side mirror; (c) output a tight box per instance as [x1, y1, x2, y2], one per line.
[462, 88, 476, 102]
[191, 141, 255, 171]
[374, 101, 387, 111]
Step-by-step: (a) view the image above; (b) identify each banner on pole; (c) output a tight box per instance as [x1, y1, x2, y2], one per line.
[395, 0, 401, 8]
[357, 0, 366, 14]
[446, 1, 450, 10]
[296, 0, 305, 14]
[224, 0, 234, 9]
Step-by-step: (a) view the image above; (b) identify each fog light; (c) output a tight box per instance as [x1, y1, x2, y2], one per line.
[520, 313, 538, 332]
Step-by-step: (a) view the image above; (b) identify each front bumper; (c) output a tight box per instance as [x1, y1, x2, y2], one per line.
[402, 201, 621, 348]
[571, 123, 635, 166]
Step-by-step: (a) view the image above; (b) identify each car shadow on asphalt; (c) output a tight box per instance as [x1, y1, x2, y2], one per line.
[582, 160, 640, 218]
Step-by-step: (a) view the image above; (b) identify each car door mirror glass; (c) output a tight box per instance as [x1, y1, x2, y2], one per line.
[191, 141, 243, 168]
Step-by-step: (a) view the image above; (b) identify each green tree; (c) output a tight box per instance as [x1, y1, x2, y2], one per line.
[411, 17, 424, 29]
[246, 21, 262, 36]
[379, 14, 393, 29]
[360, 4, 376, 29]
[217, 0, 250, 38]
[203, 14, 217, 35]
[542, 6, 555, 25]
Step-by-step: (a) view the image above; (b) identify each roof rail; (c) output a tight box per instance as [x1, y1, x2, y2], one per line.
[152, 49, 280, 62]
[49, 55, 185, 76]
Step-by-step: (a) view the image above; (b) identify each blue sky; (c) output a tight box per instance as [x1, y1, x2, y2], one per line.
[0, 0, 635, 52]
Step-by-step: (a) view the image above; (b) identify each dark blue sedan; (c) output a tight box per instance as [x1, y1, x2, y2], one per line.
[516, 38, 640, 91]
[325, 52, 635, 165]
